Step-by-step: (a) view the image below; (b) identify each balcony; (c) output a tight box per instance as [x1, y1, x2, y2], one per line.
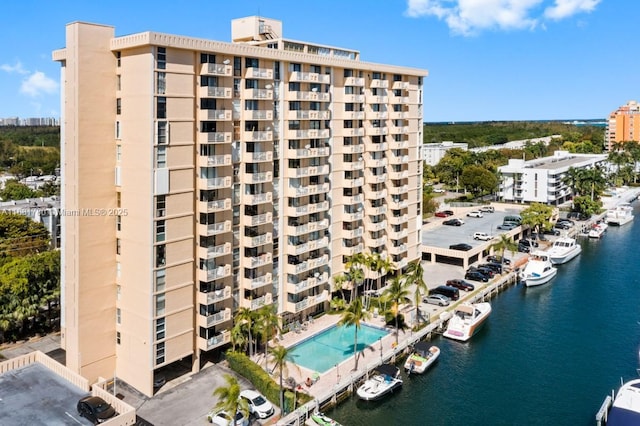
[199, 109, 232, 121]
[243, 192, 273, 205]
[287, 219, 329, 236]
[292, 183, 330, 197]
[245, 110, 274, 120]
[243, 131, 273, 142]
[368, 220, 387, 232]
[202, 63, 233, 76]
[392, 81, 409, 90]
[200, 176, 232, 190]
[389, 244, 407, 255]
[343, 193, 363, 204]
[246, 252, 272, 268]
[243, 88, 273, 100]
[245, 67, 273, 79]
[198, 330, 231, 351]
[241, 293, 273, 310]
[341, 111, 365, 120]
[340, 145, 364, 156]
[389, 228, 408, 239]
[199, 220, 232, 237]
[342, 160, 364, 171]
[289, 71, 331, 84]
[389, 214, 408, 225]
[198, 132, 233, 144]
[388, 185, 409, 195]
[365, 157, 387, 168]
[366, 95, 388, 104]
[289, 129, 331, 139]
[365, 142, 388, 151]
[342, 211, 364, 222]
[288, 254, 329, 274]
[199, 242, 232, 260]
[243, 151, 273, 164]
[389, 155, 409, 165]
[199, 198, 231, 213]
[200, 308, 232, 328]
[343, 243, 364, 256]
[366, 189, 387, 199]
[365, 173, 387, 184]
[291, 91, 331, 102]
[389, 170, 409, 180]
[198, 154, 232, 168]
[198, 286, 232, 306]
[287, 110, 331, 120]
[343, 177, 364, 188]
[335, 127, 365, 137]
[200, 86, 233, 99]
[365, 126, 388, 136]
[389, 126, 410, 134]
[389, 111, 408, 120]
[367, 237, 386, 248]
[246, 171, 273, 183]
[244, 272, 273, 290]
[370, 79, 389, 89]
[366, 111, 388, 120]
[342, 94, 365, 103]
[368, 205, 387, 215]
[243, 232, 273, 247]
[286, 272, 329, 294]
[342, 226, 364, 239]
[247, 212, 272, 226]
[344, 76, 365, 86]
[289, 236, 329, 256]
[287, 290, 329, 313]
[199, 264, 232, 282]
[287, 164, 330, 178]
[288, 147, 331, 159]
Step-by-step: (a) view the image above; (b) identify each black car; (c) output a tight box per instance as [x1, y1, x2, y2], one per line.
[469, 266, 495, 278]
[77, 396, 116, 424]
[449, 243, 472, 251]
[446, 278, 475, 291]
[486, 255, 511, 265]
[443, 218, 464, 226]
[480, 262, 503, 274]
[465, 270, 489, 282]
[554, 221, 572, 230]
[517, 243, 531, 253]
[518, 239, 539, 248]
[542, 227, 561, 236]
[429, 285, 460, 301]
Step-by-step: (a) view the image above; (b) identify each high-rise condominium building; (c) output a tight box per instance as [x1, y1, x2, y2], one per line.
[606, 100, 640, 150]
[53, 16, 427, 396]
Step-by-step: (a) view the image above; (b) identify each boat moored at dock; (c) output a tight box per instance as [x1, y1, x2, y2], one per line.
[356, 364, 403, 401]
[596, 378, 640, 426]
[606, 203, 634, 226]
[404, 342, 440, 374]
[519, 251, 557, 287]
[443, 303, 492, 342]
[547, 235, 582, 265]
[589, 222, 608, 238]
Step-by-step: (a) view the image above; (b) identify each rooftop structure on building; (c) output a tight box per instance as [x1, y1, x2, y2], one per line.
[0, 117, 59, 126]
[606, 100, 640, 150]
[498, 150, 607, 205]
[53, 16, 427, 397]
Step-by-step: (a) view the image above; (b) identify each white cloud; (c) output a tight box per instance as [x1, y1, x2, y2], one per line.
[0, 61, 28, 74]
[406, 0, 601, 35]
[544, 0, 601, 20]
[20, 71, 58, 97]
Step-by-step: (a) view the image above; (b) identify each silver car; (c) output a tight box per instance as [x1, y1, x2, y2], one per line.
[423, 294, 450, 307]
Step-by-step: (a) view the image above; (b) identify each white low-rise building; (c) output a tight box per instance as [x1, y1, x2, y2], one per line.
[422, 141, 468, 166]
[498, 150, 607, 205]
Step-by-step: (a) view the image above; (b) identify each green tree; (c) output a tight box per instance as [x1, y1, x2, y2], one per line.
[491, 234, 518, 266]
[256, 305, 280, 369]
[211, 374, 249, 424]
[234, 308, 256, 358]
[345, 254, 366, 300]
[0, 180, 37, 201]
[572, 195, 602, 216]
[338, 297, 371, 371]
[405, 260, 428, 325]
[0, 214, 50, 262]
[460, 165, 499, 197]
[520, 203, 554, 234]
[268, 345, 298, 413]
[332, 273, 348, 302]
[381, 276, 411, 345]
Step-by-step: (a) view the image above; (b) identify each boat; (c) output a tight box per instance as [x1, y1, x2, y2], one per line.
[519, 251, 557, 287]
[311, 412, 343, 426]
[597, 378, 640, 425]
[356, 363, 403, 401]
[589, 222, 608, 238]
[606, 203, 634, 226]
[546, 235, 582, 265]
[442, 302, 492, 342]
[404, 342, 440, 374]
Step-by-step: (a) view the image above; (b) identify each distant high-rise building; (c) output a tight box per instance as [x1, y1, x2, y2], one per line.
[606, 100, 640, 150]
[53, 16, 427, 396]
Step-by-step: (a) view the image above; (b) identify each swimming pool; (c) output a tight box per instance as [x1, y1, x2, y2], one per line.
[289, 324, 389, 373]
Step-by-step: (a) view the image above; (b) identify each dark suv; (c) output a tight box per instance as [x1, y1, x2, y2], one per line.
[465, 270, 489, 282]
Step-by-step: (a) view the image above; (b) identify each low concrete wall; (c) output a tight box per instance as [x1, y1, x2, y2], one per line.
[0, 351, 90, 392]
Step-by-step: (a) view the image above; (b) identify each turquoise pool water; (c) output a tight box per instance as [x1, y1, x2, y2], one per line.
[289, 324, 388, 373]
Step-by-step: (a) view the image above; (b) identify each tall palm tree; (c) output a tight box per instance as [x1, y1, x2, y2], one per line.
[491, 234, 518, 266]
[257, 304, 280, 368]
[338, 297, 371, 370]
[230, 322, 247, 352]
[234, 307, 255, 357]
[405, 260, 427, 325]
[381, 276, 411, 345]
[212, 374, 249, 424]
[346, 253, 366, 300]
[268, 344, 299, 414]
[332, 273, 348, 302]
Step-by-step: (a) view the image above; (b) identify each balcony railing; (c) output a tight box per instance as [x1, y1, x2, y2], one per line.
[203, 63, 232, 76]
[202, 176, 232, 189]
[204, 242, 231, 259]
[205, 308, 231, 327]
[205, 87, 233, 98]
[201, 109, 232, 121]
[202, 286, 231, 305]
[248, 253, 272, 268]
[289, 71, 331, 84]
[246, 272, 272, 289]
[203, 330, 231, 351]
[341, 144, 364, 154]
[247, 212, 272, 226]
[244, 232, 273, 247]
[199, 154, 232, 167]
[200, 198, 231, 213]
[247, 171, 272, 183]
[244, 192, 273, 205]
[344, 76, 365, 86]
[243, 151, 273, 163]
[287, 110, 331, 120]
[244, 89, 273, 99]
[199, 132, 232, 144]
[201, 220, 232, 236]
[243, 131, 273, 142]
[248, 293, 273, 310]
[202, 264, 231, 281]
[370, 79, 389, 88]
[245, 110, 273, 120]
[245, 67, 273, 79]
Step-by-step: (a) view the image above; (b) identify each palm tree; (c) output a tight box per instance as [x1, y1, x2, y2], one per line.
[491, 234, 518, 266]
[234, 307, 255, 357]
[381, 276, 411, 345]
[338, 297, 371, 370]
[211, 374, 249, 424]
[346, 253, 366, 300]
[332, 273, 348, 302]
[405, 260, 427, 325]
[269, 345, 299, 414]
[230, 322, 247, 352]
[257, 305, 280, 368]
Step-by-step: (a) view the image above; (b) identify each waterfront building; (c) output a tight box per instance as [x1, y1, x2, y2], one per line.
[498, 150, 607, 205]
[53, 16, 427, 396]
[422, 141, 468, 166]
[606, 100, 640, 150]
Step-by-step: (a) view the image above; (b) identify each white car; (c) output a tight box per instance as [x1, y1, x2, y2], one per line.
[208, 410, 249, 426]
[423, 294, 450, 306]
[479, 206, 495, 213]
[433, 188, 446, 193]
[473, 232, 493, 241]
[467, 211, 484, 218]
[239, 389, 274, 419]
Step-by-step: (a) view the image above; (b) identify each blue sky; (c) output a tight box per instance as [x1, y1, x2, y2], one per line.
[0, 0, 633, 122]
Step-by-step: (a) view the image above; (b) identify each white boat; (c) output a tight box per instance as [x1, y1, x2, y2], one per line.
[589, 222, 608, 238]
[520, 251, 557, 287]
[606, 203, 634, 226]
[546, 235, 582, 265]
[601, 378, 640, 425]
[356, 364, 403, 401]
[442, 302, 492, 342]
[404, 342, 440, 374]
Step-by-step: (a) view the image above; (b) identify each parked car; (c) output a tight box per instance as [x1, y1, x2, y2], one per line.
[497, 223, 518, 230]
[77, 396, 117, 424]
[467, 210, 483, 218]
[473, 232, 493, 241]
[446, 279, 475, 292]
[449, 243, 472, 251]
[486, 255, 511, 265]
[567, 211, 588, 221]
[423, 293, 450, 306]
[468, 266, 495, 278]
[208, 410, 249, 426]
[240, 389, 274, 419]
[542, 227, 561, 236]
[517, 243, 531, 253]
[429, 285, 460, 301]
[443, 218, 464, 226]
[465, 270, 489, 282]
[479, 206, 495, 213]
[479, 262, 503, 274]
[434, 210, 454, 217]
[433, 188, 446, 193]
[518, 239, 539, 249]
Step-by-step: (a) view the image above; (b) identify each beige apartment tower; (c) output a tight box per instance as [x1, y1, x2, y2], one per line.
[606, 100, 640, 150]
[54, 17, 427, 396]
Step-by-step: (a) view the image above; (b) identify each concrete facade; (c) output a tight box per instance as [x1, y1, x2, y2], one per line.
[606, 100, 640, 150]
[54, 16, 427, 396]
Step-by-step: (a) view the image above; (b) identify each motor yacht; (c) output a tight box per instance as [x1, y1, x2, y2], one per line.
[588, 222, 608, 238]
[356, 364, 403, 401]
[599, 378, 640, 425]
[547, 235, 581, 265]
[520, 251, 557, 287]
[404, 342, 440, 374]
[442, 302, 492, 342]
[606, 203, 634, 226]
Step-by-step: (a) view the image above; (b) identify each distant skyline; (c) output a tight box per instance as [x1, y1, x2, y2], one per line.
[0, 0, 634, 122]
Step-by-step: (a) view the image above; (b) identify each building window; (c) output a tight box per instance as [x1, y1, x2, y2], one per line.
[200, 53, 215, 64]
[156, 245, 166, 267]
[116, 98, 121, 115]
[115, 121, 121, 140]
[116, 261, 121, 278]
[116, 308, 121, 324]
[155, 294, 165, 316]
[157, 72, 166, 95]
[116, 285, 121, 300]
[157, 97, 166, 119]
[155, 269, 166, 292]
[157, 121, 168, 145]
[116, 145, 122, 161]
[116, 238, 121, 255]
[116, 191, 121, 208]
[156, 195, 166, 217]
[116, 75, 121, 91]
[156, 342, 165, 365]
[116, 215, 122, 232]
[116, 331, 121, 345]
[245, 57, 259, 68]
[157, 47, 166, 70]
[156, 219, 166, 242]
[116, 51, 121, 67]
[156, 146, 166, 168]
[233, 57, 241, 77]
[156, 318, 166, 340]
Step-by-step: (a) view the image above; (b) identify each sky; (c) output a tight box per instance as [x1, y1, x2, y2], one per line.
[0, 0, 635, 122]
